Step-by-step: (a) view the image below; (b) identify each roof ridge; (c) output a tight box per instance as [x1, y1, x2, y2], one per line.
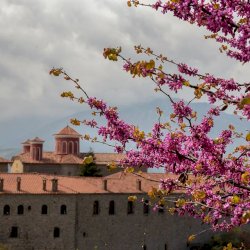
[54, 126, 81, 136]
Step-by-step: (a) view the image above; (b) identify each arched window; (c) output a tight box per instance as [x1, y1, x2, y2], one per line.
[62, 141, 67, 154]
[3, 205, 10, 215]
[143, 200, 149, 215]
[36, 147, 41, 160]
[54, 227, 60, 238]
[68, 141, 74, 154]
[75, 141, 79, 154]
[32, 148, 35, 159]
[164, 243, 168, 250]
[109, 200, 115, 215]
[57, 142, 61, 154]
[41, 205, 48, 215]
[17, 205, 24, 215]
[60, 205, 67, 215]
[93, 201, 99, 215]
[127, 201, 134, 214]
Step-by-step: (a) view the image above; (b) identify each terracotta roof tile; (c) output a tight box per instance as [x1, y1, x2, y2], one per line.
[54, 125, 81, 137]
[21, 139, 31, 145]
[0, 157, 11, 163]
[94, 153, 124, 164]
[30, 137, 44, 143]
[12, 152, 84, 164]
[0, 172, 178, 194]
[12, 152, 125, 165]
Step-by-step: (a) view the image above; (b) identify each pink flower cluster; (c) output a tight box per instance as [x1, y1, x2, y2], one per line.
[56, 0, 250, 232]
[81, 90, 250, 230]
[151, 0, 250, 63]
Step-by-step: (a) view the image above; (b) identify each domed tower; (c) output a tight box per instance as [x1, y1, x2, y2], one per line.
[54, 126, 81, 155]
[29, 137, 44, 161]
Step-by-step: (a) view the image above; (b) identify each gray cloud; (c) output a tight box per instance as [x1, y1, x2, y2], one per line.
[0, 0, 249, 123]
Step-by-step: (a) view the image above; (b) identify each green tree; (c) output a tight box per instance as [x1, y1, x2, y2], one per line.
[80, 151, 102, 177]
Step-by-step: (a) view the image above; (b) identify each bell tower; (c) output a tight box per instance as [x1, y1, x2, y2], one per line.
[54, 126, 81, 155]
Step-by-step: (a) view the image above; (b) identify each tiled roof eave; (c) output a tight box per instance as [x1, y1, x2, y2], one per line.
[23, 162, 82, 165]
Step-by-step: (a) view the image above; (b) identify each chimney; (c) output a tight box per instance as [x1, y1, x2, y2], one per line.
[103, 179, 108, 191]
[42, 179, 47, 191]
[22, 139, 30, 153]
[0, 178, 4, 191]
[29, 137, 44, 161]
[137, 179, 142, 191]
[17, 177, 21, 191]
[51, 178, 58, 192]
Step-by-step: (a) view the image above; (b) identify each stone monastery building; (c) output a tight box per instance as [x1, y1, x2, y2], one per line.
[0, 126, 249, 250]
[0, 172, 214, 250]
[10, 126, 130, 176]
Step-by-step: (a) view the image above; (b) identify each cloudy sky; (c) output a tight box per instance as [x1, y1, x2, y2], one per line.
[0, 0, 249, 154]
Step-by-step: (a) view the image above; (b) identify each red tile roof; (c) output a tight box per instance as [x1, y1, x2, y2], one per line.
[0, 172, 177, 194]
[94, 153, 124, 164]
[0, 157, 11, 163]
[21, 139, 31, 145]
[12, 152, 125, 165]
[54, 125, 81, 137]
[12, 152, 83, 164]
[30, 137, 44, 143]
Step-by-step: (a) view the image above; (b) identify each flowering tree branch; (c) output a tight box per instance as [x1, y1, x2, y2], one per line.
[50, 0, 250, 238]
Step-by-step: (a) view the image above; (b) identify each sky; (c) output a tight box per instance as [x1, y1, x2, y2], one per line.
[0, 0, 249, 156]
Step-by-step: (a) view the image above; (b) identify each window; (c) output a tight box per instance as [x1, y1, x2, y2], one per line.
[60, 205, 67, 215]
[36, 147, 41, 160]
[57, 142, 61, 154]
[3, 205, 10, 215]
[41, 205, 48, 215]
[17, 205, 24, 215]
[10, 227, 18, 238]
[93, 201, 99, 215]
[62, 141, 67, 154]
[164, 243, 168, 250]
[127, 201, 134, 214]
[142, 245, 147, 250]
[143, 200, 149, 215]
[68, 141, 74, 154]
[158, 205, 164, 214]
[109, 200, 115, 215]
[75, 141, 79, 154]
[54, 227, 60, 238]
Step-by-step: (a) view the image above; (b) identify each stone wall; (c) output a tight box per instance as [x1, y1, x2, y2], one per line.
[23, 164, 120, 177]
[76, 194, 212, 250]
[0, 194, 76, 250]
[0, 164, 8, 173]
[23, 164, 81, 176]
[0, 193, 219, 250]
